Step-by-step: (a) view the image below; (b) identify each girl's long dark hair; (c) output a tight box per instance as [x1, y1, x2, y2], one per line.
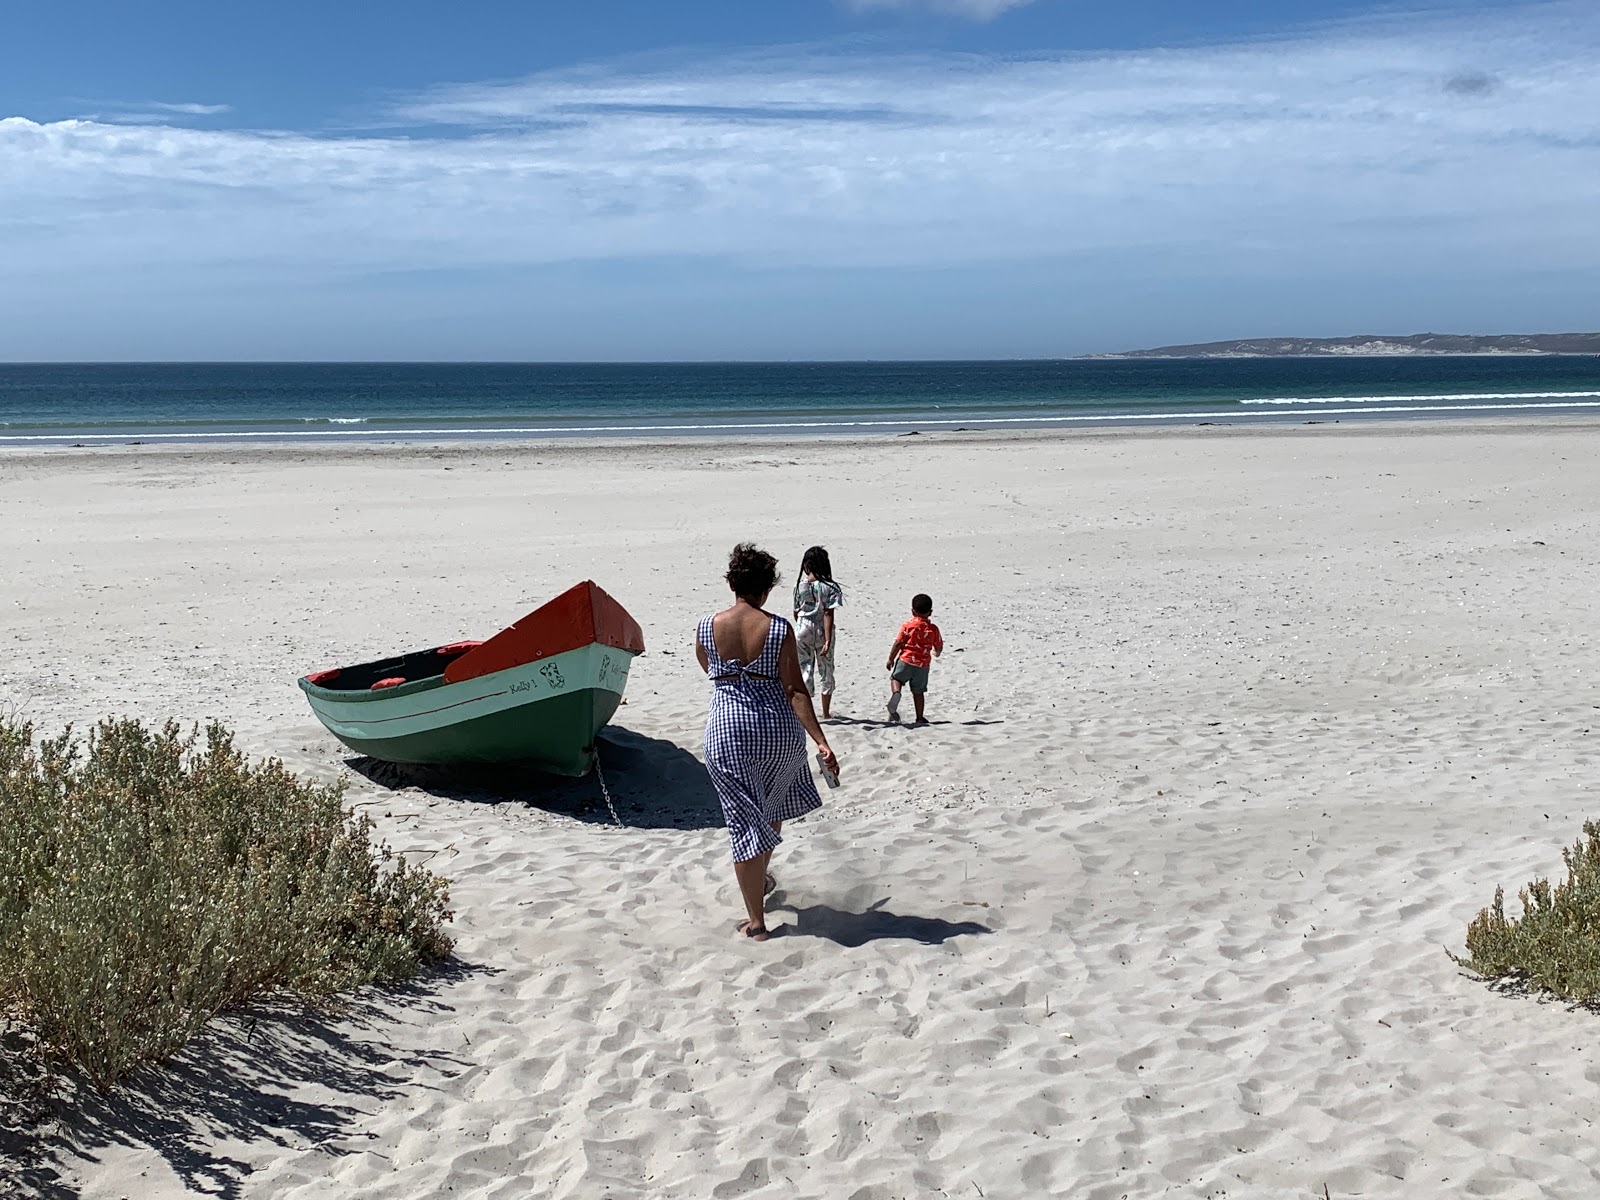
[797, 545, 842, 599]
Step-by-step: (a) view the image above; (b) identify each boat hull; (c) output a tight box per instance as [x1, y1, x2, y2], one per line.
[321, 689, 623, 777]
[300, 631, 638, 776]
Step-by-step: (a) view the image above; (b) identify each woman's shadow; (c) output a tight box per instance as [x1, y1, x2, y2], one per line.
[768, 892, 991, 947]
[343, 726, 722, 831]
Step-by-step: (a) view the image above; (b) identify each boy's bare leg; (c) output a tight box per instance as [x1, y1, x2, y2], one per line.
[887, 679, 903, 721]
[821, 692, 832, 719]
[913, 691, 927, 723]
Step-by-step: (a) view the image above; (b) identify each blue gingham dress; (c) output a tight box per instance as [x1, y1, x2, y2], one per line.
[699, 612, 822, 862]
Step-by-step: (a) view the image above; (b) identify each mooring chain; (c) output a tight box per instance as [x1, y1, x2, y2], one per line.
[593, 749, 623, 827]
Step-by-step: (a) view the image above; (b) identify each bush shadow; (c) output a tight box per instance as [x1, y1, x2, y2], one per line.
[12, 959, 490, 1200]
[1, 1023, 58, 1200]
[769, 894, 993, 948]
[343, 725, 722, 831]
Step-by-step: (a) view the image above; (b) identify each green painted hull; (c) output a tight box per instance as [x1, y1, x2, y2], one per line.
[331, 686, 621, 776]
[299, 641, 636, 777]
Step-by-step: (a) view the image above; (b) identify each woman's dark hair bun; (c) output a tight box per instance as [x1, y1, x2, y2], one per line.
[726, 542, 779, 599]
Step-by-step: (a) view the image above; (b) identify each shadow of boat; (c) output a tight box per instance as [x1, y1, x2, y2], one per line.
[342, 725, 722, 831]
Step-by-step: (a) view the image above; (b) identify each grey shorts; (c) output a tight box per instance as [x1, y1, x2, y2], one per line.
[890, 660, 930, 694]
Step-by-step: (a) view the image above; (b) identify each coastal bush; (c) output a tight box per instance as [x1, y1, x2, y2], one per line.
[0, 716, 452, 1092]
[1453, 820, 1600, 1003]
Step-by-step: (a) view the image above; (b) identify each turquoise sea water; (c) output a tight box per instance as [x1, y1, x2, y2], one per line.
[2, 359, 1599, 445]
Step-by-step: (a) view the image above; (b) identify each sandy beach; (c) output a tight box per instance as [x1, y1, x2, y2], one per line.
[5, 421, 1600, 1199]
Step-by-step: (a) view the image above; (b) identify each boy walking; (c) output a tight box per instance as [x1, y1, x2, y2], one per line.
[885, 593, 943, 725]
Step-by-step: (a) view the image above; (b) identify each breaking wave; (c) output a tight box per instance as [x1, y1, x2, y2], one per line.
[1241, 390, 1600, 405]
[7, 398, 1600, 444]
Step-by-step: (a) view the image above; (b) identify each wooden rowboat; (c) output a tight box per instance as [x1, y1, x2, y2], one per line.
[297, 581, 645, 776]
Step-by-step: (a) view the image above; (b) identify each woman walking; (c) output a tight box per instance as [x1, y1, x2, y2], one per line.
[697, 543, 841, 941]
[792, 545, 845, 719]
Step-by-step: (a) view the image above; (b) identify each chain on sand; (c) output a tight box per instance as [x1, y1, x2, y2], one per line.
[594, 750, 622, 826]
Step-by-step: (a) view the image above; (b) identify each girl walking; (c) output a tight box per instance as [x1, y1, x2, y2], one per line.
[792, 545, 845, 719]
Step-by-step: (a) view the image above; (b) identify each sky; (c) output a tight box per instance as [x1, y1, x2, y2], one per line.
[2, 0, 1597, 360]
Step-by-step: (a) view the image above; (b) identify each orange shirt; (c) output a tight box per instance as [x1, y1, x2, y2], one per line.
[896, 617, 943, 668]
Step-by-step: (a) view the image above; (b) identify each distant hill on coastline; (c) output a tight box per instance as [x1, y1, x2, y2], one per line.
[1096, 332, 1600, 358]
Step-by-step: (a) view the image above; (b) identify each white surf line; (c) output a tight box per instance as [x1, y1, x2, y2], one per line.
[1243, 390, 1600, 405]
[6, 399, 1600, 442]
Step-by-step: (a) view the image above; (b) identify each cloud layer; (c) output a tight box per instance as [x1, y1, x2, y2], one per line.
[2, 2, 1597, 353]
[148, 101, 233, 115]
[842, 0, 1041, 20]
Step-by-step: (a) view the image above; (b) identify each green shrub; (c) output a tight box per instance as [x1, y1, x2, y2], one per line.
[1453, 819, 1600, 1003]
[0, 717, 452, 1091]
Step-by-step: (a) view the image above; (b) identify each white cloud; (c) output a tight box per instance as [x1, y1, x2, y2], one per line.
[2, 2, 1598, 293]
[148, 101, 233, 115]
[69, 100, 235, 124]
[842, 0, 1040, 20]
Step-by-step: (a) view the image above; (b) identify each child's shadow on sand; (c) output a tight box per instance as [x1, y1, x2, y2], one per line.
[769, 894, 992, 947]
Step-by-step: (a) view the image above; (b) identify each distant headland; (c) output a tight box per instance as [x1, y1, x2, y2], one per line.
[1093, 332, 1600, 359]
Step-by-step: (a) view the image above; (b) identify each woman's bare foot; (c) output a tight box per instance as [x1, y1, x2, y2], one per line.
[736, 919, 770, 941]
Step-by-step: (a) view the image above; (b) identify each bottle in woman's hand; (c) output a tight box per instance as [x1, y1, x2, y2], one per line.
[816, 748, 840, 788]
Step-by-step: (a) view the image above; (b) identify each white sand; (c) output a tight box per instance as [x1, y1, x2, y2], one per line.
[5, 423, 1600, 1198]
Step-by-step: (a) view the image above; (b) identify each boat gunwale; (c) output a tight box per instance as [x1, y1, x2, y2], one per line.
[297, 641, 641, 706]
[297, 667, 448, 704]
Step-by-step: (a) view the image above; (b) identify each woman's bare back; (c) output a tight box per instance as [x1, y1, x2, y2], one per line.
[711, 605, 775, 670]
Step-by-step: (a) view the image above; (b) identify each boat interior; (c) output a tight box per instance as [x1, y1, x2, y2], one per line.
[303, 641, 482, 692]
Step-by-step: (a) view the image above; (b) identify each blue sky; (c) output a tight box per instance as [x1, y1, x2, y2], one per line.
[2, 0, 1595, 359]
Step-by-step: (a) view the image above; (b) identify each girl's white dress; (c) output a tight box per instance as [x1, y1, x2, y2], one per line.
[792, 578, 844, 698]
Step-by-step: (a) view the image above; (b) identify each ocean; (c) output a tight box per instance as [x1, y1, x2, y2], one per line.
[2, 358, 1599, 445]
